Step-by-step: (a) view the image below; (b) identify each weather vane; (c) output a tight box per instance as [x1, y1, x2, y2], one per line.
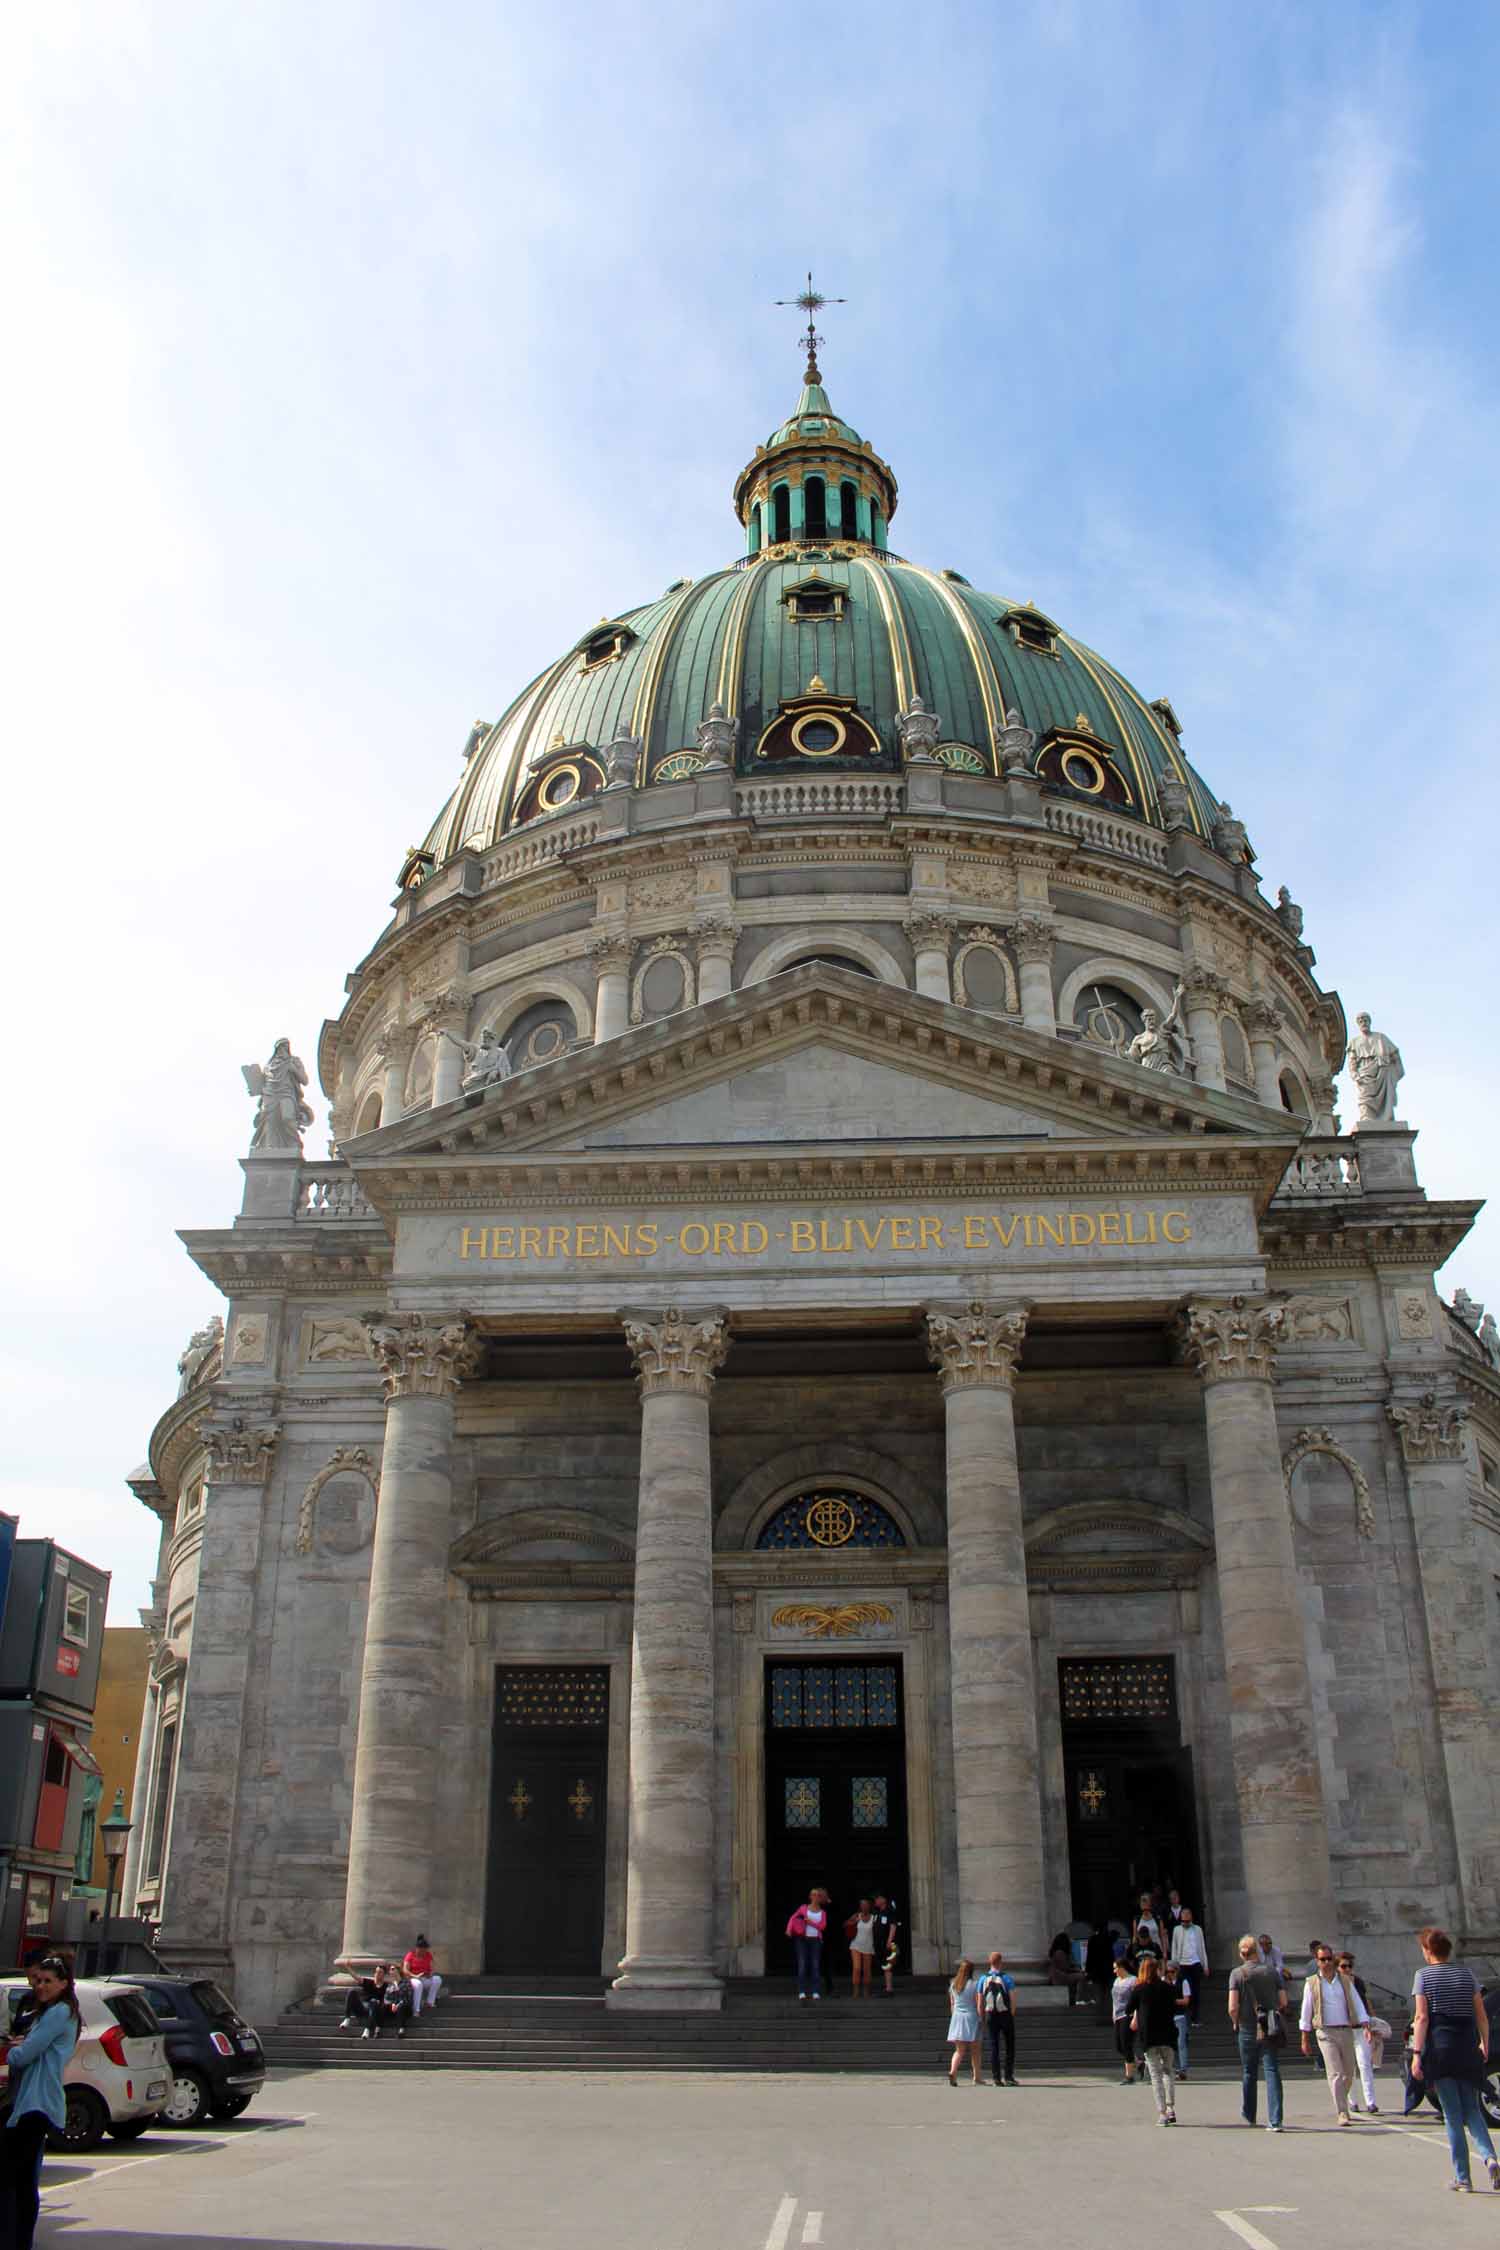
[774, 271, 846, 383]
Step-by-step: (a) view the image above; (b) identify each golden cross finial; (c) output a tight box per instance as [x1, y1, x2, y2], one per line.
[774, 271, 846, 383]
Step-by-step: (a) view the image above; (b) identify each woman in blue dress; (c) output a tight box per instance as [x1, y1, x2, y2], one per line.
[946, 1957, 982, 2086]
[0, 1952, 81, 2250]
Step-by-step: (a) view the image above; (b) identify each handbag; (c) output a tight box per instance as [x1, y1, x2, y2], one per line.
[1368, 2014, 1393, 2042]
[1256, 2004, 1287, 2050]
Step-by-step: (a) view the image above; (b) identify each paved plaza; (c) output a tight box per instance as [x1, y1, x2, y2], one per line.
[29, 2064, 1484, 2249]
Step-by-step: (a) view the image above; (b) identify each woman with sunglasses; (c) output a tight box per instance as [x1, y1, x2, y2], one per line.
[0, 1952, 80, 2249]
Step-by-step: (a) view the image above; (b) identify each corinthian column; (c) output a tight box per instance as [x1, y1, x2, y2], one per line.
[926, 1301, 1047, 1960]
[608, 1305, 729, 2011]
[1181, 1297, 1334, 1937]
[1388, 1391, 1500, 1931]
[591, 936, 633, 1044]
[1180, 974, 1228, 1092]
[336, 1312, 480, 1975]
[156, 1416, 279, 1972]
[906, 911, 954, 1004]
[1010, 916, 1056, 1036]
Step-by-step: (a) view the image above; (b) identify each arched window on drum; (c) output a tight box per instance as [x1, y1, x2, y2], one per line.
[756, 1489, 907, 1551]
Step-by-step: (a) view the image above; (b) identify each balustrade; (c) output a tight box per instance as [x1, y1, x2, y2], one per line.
[1274, 1140, 1362, 1197]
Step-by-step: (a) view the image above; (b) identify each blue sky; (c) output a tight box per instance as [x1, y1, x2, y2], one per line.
[3, 0, 1494, 1610]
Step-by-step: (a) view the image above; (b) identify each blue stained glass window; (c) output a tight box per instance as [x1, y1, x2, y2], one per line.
[769, 1668, 802, 1728]
[835, 1668, 865, 1728]
[804, 1668, 834, 1726]
[755, 1489, 907, 1550]
[785, 1777, 820, 1829]
[865, 1666, 898, 1727]
[851, 1775, 888, 1828]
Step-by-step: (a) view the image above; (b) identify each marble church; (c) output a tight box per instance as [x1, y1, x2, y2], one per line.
[124, 331, 1500, 2022]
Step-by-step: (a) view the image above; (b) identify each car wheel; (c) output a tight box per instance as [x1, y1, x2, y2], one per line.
[161, 2069, 212, 2128]
[108, 2118, 154, 2141]
[210, 2093, 254, 2119]
[1480, 2068, 1500, 2131]
[48, 2088, 107, 2153]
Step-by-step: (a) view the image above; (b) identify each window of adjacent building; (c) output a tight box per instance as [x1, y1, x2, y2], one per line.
[144, 1720, 178, 1885]
[62, 1583, 90, 1646]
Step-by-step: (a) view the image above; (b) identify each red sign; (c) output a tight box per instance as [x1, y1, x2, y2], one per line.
[55, 1646, 81, 1677]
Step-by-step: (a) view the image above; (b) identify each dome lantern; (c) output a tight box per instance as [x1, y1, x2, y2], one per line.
[734, 276, 898, 555]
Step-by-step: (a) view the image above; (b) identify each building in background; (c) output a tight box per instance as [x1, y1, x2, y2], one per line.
[83, 1629, 151, 1892]
[0, 1532, 109, 1963]
[126, 347, 1500, 2023]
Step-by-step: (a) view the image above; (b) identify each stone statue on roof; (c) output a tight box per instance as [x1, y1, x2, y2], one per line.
[176, 1315, 223, 1396]
[243, 1039, 313, 1153]
[1344, 1012, 1404, 1125]
[438, 1024, 514, 1095]
[996, 709, 1036, 777]
[1127, 983, 1192, 1076]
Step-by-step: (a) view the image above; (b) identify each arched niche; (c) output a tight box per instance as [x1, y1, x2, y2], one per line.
[1056, 956, 1178, 1032]
[354, 1088, 383, 1135]
[740, 925, 907, 990]
[631, 941, 696, 1025]
[953, 929, 1020, 1016]
[717, 1443, 939, 1551]
[479, 971, 595, 1048]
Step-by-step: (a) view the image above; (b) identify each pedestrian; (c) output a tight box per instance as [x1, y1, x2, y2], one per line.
[786, 1887, 829, 2003]
[1166, 1887, 1187, 1928]
[1047, 1928, 1081, 2005]
[0, 1951, 80, 2250]
[945, 1959, 982, 2086]
[1130, 1957, 1186, 2126]
[1409, 1925, 1499, 2194]
[1299, 1939, 1371, 2125]
[1257, 1933, 1285, 1980]
[1335, 1951, 1385, 2114]
[402, 1934, 442, 2015]
[378, 1964, 413, 2039]
[1130, 1919, 1163, 1968]
[848, 1899, 877, 1996]
[977, 1951, 1018, 2086]
[1228, 1931, 1289, 2132]
[1167, 1962, 1196, 2077]
[1085, 1922, 1114, 2024]
[1169, 1908, 1208, 2028]
[872, 1895, 900, 1993]
[1133, 1892, 1163, 1950]
[1111, 1956, 1141, 2084]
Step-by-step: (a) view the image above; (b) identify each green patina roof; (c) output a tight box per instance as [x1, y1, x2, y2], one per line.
[765, 376, 864, 452]
[424, 550, 1220, 857]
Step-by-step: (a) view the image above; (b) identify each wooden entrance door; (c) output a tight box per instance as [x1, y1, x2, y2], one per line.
[485, 1666, 608, 1975]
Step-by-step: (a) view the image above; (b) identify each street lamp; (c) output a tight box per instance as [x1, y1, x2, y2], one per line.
[99, 1790, 133, 1969]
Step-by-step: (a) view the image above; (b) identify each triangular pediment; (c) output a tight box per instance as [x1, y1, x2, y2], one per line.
[349, 964, 1297, 1205]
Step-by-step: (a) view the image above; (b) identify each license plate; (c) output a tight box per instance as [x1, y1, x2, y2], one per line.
[147, 2080, 168, 2099]
[238, 2033, 260, 2051]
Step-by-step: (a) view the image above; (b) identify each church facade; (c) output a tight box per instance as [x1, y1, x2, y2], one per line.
[124, 353, 1500, 2021]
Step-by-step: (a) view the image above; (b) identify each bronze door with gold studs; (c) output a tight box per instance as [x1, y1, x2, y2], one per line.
[485, 1666, 608, 1975]
[1058, 1656, 1202, 1929]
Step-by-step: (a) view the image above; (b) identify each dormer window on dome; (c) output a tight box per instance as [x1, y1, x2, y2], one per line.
[511, 742, 608, 826]
[754, 684, 886, 767]
[578, 624, 635, 672]
[1005, 603, 1059, 658]
[783, 573, 846, 624]
[1035, 719, 1134, 811]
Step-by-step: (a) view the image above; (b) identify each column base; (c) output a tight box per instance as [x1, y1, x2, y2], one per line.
[607, 1959, 724, 2012]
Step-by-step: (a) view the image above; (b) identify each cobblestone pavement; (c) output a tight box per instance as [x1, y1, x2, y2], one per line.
[31, 2064, 1485, 2249]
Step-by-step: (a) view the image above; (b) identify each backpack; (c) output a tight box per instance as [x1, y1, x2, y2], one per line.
[982, 1974, 1012, 2017]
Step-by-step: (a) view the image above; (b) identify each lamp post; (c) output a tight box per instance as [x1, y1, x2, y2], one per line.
[99, 1790, 132, 1973]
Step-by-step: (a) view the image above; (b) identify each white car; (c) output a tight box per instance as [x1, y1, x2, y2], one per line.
[2, 1977, 170, 2150]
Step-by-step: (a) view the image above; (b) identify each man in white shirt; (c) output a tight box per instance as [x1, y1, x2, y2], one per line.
[1169, 1908, 1209, 2022]
[1299, 1940, 1371, 2124]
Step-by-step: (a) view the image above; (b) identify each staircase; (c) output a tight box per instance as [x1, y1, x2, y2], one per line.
[259, 1977, 1246, 2077]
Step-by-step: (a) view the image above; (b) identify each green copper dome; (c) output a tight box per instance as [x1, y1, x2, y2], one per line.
[421, 372, 1221, 858]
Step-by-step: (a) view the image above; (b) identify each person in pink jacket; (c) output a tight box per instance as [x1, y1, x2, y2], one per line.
[786, 1888, 830, 2003]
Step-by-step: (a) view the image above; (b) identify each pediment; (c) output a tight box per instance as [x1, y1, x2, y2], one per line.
[352, 964, 1297, 1201]
[1025, 1500, 1212, 1592]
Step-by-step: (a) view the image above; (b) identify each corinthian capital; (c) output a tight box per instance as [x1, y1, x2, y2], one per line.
[375, 1021, 419, 1067]
[1242, 996, 1283, 1039]
[1179, 970, 1231, 1010]
[422, 985, 471, 1034]
[201, 1419, 280, 1485]
[926, 1301, 1028, 1393]
[364, 1312, 482, 1401]
[1008, 913, 1055, 966]
[1388, 1391, 1470, 1465]
[588, 933, 633, 977]
[904, 909, 954, 953]
[620, 1305, 729, 1398]
[1180, 1295, 1283, 1385]
[693, 915, 738, 963]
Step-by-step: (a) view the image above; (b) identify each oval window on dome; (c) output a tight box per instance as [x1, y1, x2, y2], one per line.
[791, 715, 844, 756]
[1061, 748, 1107, 796]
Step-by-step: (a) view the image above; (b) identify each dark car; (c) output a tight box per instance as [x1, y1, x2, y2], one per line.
[105, 1975, 266, 2128]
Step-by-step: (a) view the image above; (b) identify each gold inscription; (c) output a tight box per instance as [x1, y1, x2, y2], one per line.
[455, 1207, 1195, 1263]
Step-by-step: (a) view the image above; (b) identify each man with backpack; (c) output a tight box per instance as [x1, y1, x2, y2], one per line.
[978, 1951, 1018, 2086]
